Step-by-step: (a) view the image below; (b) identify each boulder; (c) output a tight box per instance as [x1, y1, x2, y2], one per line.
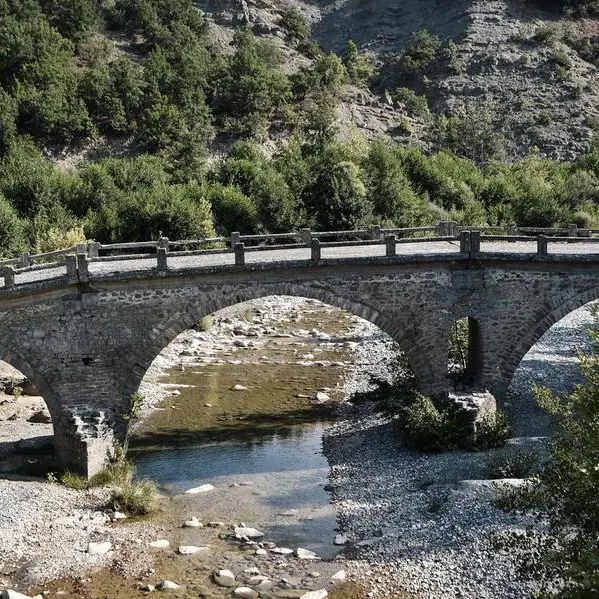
[87, 541, 112, 555]
[295, 548, 319, 560]
[330, 570, 346, 584]
[178, 545, 208, 555]
[300, 591, 328, 599]
[333, 534, 348, 545]
[183, 517, 202, 528]
[234, 526, 264, 540]
[158, 580, 181, 590]
[233, 588, 258, 598]
[185, 484, 215, 494]
[213, 569, 236, 587]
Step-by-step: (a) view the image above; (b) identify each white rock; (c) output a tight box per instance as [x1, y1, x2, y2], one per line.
[111, 511, 127, 521]
[271, 547, 293, 555]
[255, 548, 268, 556]
[149, 540, 170, 549]
[158, 580, 181, 590]
[213, 569, 236, 587]
[87, 541, 112, 555]
[248, 575, 269, 585]
[256, 580, 272, 590]
[141, 584, 155, 592]
[232, 384, 248, 391]
[178, 545, 208, 555]
[309, 392, 330, 403]
[330, 570, 346, 584]
[232, 588, 258, 598]
[183, 517, 202, 528]
[300, 591, 327, 599]
[234, 526, 264, 539]
[2, 590, 36, 599]
[333, 534, 348, 545]
[185, 484, 215, 494]
[295, 547, 319, 560]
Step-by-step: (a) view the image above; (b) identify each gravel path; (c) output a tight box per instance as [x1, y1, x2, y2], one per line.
[5, 239, 599, 288]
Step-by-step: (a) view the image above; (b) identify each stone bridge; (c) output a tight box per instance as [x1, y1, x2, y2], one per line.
[1, 230, 599, 476]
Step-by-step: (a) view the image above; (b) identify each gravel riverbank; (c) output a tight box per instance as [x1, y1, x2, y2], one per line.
[0, 297, 595, 597]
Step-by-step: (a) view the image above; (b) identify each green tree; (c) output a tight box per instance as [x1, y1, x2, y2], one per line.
[0, 192, 24, 257]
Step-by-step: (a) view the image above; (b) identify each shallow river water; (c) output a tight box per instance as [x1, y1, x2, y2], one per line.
[130, 299, 361, 558]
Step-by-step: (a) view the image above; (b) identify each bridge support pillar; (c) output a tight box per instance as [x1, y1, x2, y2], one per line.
[53, 407, 118, 478]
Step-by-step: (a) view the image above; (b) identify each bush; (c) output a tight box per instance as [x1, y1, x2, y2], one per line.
[398, 29, 442, 77]
[89, 459, 134, 487]
[61, 471, 90, 490]
[393, 87, 429, 118]
[400, 393, 510, 452]
[486, 451, 539, 479]
[401, 394, 465, 452]
[208, 183, 259, 235]
[110, 480, 157, 515]
[0, 193, 25, 257]
[279, 6, 310, 43]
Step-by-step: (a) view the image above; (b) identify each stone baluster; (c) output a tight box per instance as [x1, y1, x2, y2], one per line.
[235, 242, 245, 266]
[537, 235, 548, 257]
[157, 248, 168, 271]
[311, 239, 321, 261]
[1, 266, 15, 288]
[385, 235, 396, 257]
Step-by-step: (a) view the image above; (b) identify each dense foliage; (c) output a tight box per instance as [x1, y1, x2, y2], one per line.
[0, 0, 599, 258]
[494, 317, 599, 597]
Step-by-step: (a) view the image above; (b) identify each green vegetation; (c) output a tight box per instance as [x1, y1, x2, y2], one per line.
[486, 451, 539, 479]
[110, 479, 158, 515]
[398, 393, 511, 452]
[492, 313, 599, 596]
[0, 0, 598, 260]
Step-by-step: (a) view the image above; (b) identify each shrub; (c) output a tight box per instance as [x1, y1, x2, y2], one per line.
[393, 87, 429, 118]
[61, 471, 90, 490]
[486, 451, 539, 479]
[343, 40, 373, 87]
[475, 410, 511, 450]
[533, 24, 559, 44]
[400, 393, 510, 452]
[400, 394, 465, 452]
[110, 479, 158, 515]
[279, 6, 310, 43]
[0, 193, 25, 257]
[89, 459, 134, 487]
[208, 183, 259, 235]
[398, 29, 442, 77]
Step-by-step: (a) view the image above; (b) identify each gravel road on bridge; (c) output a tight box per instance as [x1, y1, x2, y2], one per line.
[7, 239, 599, 289]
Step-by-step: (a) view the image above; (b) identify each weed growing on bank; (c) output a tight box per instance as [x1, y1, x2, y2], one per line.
[110, 479, 158, 516]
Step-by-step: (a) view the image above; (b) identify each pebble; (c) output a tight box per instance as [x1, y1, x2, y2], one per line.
[295, 548, 319, 560]
[330, 570, 346, 583]
[271, 547, 294, 555]
[234, 526, 264, 539]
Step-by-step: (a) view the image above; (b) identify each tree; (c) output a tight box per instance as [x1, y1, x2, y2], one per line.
[498, 316, 599, 597]
[0, 192, 24, 257]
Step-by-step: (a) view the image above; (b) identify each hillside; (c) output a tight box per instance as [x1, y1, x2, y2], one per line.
[199, 0, 599, 161]
[1, 0, 599, 259]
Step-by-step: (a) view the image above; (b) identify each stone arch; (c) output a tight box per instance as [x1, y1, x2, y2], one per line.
[0, 347, 61, 426]
[494, 286, 599, 398]
[127, 282, 435, 400]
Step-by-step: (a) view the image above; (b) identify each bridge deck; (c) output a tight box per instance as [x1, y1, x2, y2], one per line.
[4, 239, 599, 289]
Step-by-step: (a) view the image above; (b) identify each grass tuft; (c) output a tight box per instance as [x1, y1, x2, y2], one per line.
[110, 479, 158, 515]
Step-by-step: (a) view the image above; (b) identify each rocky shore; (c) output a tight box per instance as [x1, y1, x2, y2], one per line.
[0, 297, 595, 598]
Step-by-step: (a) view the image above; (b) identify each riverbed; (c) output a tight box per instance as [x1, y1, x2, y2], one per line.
[0, 296, 595, 599]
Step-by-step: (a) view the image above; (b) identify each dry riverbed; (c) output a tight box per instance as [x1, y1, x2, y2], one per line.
[0, 297, 595, 598]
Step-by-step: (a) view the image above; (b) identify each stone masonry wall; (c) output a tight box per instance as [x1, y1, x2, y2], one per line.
[1, 258, 599, 475]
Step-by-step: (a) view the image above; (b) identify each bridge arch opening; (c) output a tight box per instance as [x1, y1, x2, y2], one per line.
[0, 357, 57, 475]
[505, 301, 597, 437]
[447, 316, 482, 385]
[127, 295, 413, 550]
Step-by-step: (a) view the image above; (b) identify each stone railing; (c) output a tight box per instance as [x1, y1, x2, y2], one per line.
[2, 221, 599, 290]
